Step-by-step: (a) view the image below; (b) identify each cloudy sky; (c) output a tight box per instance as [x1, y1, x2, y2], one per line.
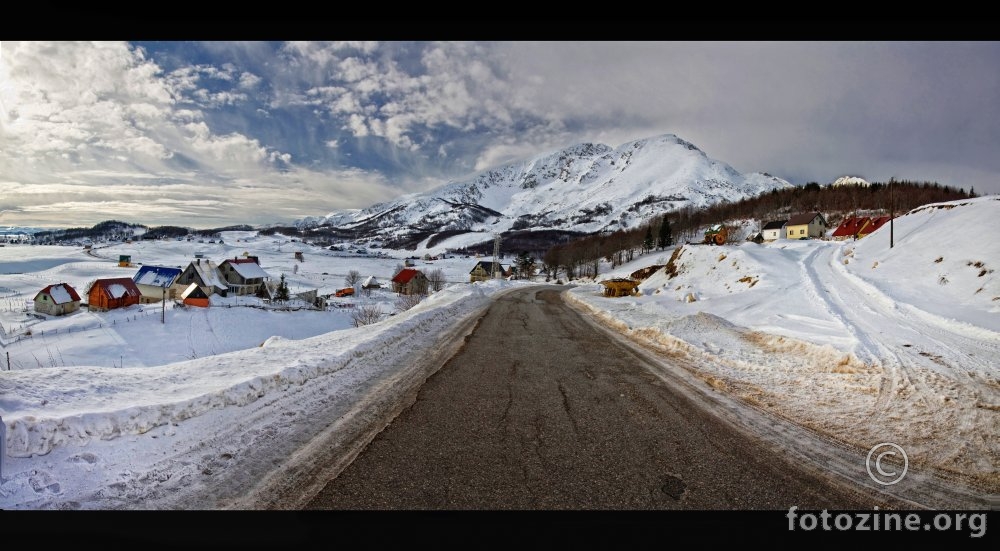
[2, 40, 998, 229]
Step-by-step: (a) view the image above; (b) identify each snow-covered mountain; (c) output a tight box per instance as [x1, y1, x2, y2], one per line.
[301, 134, 792, 247]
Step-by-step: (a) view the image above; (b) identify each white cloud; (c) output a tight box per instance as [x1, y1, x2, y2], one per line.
[238, 71, 262, 89]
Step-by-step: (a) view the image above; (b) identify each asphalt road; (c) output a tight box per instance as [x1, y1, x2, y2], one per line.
[306, 286, 887, 510]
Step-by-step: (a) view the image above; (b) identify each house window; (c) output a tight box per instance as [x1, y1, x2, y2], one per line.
[799, 229, 805, 235]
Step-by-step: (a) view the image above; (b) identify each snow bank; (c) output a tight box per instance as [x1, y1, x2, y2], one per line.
[0, 280, 517, 458]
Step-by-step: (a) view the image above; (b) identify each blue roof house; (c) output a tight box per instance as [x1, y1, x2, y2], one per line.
[132, 265, 184, 303]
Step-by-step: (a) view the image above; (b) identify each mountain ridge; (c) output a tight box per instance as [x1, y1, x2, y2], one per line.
[297, 133, 793, 246]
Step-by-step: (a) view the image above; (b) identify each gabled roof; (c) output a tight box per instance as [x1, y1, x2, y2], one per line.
[35, 283, 81, 304]
[181, 282, 209, 299]
[133, 265, 182, 287]
[832, 216, 871, 237]
[221, 259, 269, 279]
[762, 220, 787, 231]
[91, 278, 141, 299]
[787, 212, 826, 226]
[362, 275, 381, 287]
[471, 261, 506, 274]
[866, 216, 892, 233]
[186, 260, 227, 289]
[392, 268, 424, 284]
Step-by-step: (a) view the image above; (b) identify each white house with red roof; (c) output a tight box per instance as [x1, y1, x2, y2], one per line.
[34, 283, 82, 316]
[390, 268, 429, 296]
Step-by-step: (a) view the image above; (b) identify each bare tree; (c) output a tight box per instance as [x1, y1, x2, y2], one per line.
[351, 304, 384, 327]
[395, 293, 423, 313]
[426, 268, 446, 292]
[345, 269, 361, 288]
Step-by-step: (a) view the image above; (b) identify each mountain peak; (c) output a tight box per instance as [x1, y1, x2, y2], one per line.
[303, 134, 792, 248]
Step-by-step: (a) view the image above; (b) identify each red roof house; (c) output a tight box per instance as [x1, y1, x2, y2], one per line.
[831, 216, 872, 240]
[390, 268, 429, 295]
[34, 283, 82, 316]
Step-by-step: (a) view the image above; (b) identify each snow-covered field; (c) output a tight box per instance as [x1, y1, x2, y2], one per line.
[1, 196, 997, 509]
[566, 196, 999, 498]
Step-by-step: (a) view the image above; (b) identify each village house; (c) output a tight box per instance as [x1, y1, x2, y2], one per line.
[219, 257, 270, 296]
[177, 259, 228, 297]
[87, 278, 142, 311]
[785, 212, 828, 239]
[831, 215, 893, 241]
[362, 275, 382, 290]
[469, 261, 509, 283]
[391, 268, 429, 296]
[132, 265, 184, 303]
[761, 220, 787, 241]
[831, 216, 871, 241]
[33, 283, 82, 316]
[180, 283, 210, 307]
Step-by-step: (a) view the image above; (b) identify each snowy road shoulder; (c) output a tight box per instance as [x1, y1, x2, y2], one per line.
[0, 280, 525, 509]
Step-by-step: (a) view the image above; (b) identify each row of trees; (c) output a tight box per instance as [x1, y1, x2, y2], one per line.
[540, 215, 673, 281]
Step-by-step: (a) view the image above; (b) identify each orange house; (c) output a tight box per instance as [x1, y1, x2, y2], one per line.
[88, 278, 142, 311]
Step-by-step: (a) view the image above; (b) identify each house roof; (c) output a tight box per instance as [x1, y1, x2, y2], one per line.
[187, 260, 227, 289]
[222, 259, 269, 279]
[92, 278, 141, 299]
[35, 283, 81, 304]
[867, 216, 892, 232]
[133, 265, 182, 287]
[787, 212, 825, 226]
[392, 268, 424, 284]
[832, 216, 871, 237]
[471, 261, 507, 274]
[762, 220, 787, 231]
[362, 275, 381, 287]
[181, 282, 209, 299]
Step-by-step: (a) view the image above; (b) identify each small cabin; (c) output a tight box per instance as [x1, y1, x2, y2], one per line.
[180, 283, 210, 307]
[88, 278, 142, 311]
[34, 283, 82, 316]
[118, 254, 133, 268]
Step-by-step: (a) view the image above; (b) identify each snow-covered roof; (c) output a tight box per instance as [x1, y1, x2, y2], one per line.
[92, 278, 141, 299]
[133, 265, 182, 287]
[36, 283, 81, 304]
[180, 282, 208, 299]
[188, 260, 226, 289]
[225, 260, 269, 280]
[108, 284, 128, 298]
[363, 275, 380, 287]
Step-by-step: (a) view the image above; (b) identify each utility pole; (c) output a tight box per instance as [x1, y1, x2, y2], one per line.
[161, 287, 166, 324]
[889, 178, 895, 248]
[492, 233, 502, 279]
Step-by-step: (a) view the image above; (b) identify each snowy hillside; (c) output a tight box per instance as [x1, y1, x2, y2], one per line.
[304, 134, 792, 244]
[566, 195, 1000, 501]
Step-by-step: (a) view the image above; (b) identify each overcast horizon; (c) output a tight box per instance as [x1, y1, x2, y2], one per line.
[2, 41, 999, 229]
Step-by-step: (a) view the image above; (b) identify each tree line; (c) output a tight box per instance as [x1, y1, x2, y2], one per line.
[540, 180, 976, 281]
